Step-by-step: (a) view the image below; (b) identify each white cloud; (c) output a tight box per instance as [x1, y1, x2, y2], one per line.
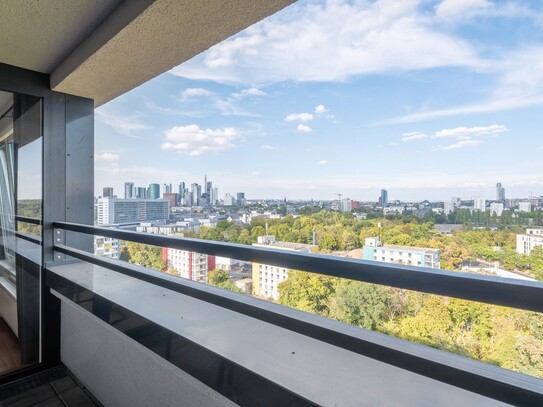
[162, 125, 240, 156]
[251, 171, 261, 176]
[315, 104, 328, 114]
[401, 131, 428, 141]
[180, 87, 214, 101]
[430, 124, 507, 151]
[261, 144, 278, 150]
[296, 124, 312, 133]
[232, 87, 267, 99]
[285, 112, 314, 122]
[435, 0, 492, 20]
[375, 46, 543, 125]
[171, 1, 482, 85]
[432, 139, 483, 151]
[95, 152, 120, 161]
[317, 160, 329, 165]
[434, 125, 507, 139]
[95, 109, 149, 137]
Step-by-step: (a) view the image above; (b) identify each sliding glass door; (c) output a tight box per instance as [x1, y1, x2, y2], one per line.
[0, 89, 42, 376]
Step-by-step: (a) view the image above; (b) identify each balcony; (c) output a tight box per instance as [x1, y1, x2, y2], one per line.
[1, 1, 543, 406]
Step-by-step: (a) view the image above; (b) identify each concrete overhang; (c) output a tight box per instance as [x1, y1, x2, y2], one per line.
[0, 0, 295, 106]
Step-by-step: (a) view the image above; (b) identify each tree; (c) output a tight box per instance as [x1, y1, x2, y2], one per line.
[278, 270, 337, 315]
[329, 281, 393, 330]
[119, 246, 131, 262]
[125, 242, 165, 271]
[208, 268, 241, 293]
[208, 268, 229, 285]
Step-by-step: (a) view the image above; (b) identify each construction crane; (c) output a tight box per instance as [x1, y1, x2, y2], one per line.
[334, 193, 343, 201]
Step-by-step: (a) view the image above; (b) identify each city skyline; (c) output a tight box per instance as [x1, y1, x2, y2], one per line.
[95, 0, 543, 201]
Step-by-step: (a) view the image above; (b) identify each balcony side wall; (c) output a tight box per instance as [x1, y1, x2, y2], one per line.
[57, 294, 236, 407]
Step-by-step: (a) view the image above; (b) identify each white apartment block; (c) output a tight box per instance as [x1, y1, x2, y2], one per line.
[363, 237, 440, 269]
[94, 236, 120, 259]
[444, 201, 455, 215]
[473, 197, 486, 211]
[252, 237, 316, 300]
[519, 202, 532, 212]
[490, 202, 504, 217]
[215, 256, 240, 271]
[96, 198, 169, 225]
[516, 228, 543, 255]
[166, 248, 209, 283]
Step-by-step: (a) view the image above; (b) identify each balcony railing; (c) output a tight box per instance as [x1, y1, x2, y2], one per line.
[47, 221, 543, 405]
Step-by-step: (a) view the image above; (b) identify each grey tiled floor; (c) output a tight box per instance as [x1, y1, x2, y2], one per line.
[0, 370, 100, 407]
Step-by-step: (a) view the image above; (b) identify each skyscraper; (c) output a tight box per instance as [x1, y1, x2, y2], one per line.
[135, 187, 147, 199]
[178, 182, 185, 205]
[163, 183, 172, 194]
[124, 182, 134, 199]
[237, 192, 246, 206]
[496, 182, 505, 202]
[380, 189, 388, 205]
[148, 183, 160, 199]
[191, 183, 201, 206]
[103, 187, 114, 198]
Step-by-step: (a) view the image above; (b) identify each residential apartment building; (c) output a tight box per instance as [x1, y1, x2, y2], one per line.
[516, 228, 543, 255]
[363, 237, 440, 269]
[490, 202, 504, 217]
[444, 201, 455, 215]
[96, 198, 169, 225]
[519, 202, 532, 212]
[473, 197, 486, 212]
[252, 236, 316, 300]
[163, 248, 215, 283]
[93, 236, 120, 259]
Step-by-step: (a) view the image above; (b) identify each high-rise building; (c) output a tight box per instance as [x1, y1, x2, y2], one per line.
[519, 202, 532, 212]
[496, 183, 505, 202]
[96, 198, 169, 224]
[237, 192, 246, 206]
[191, 183, 201, 206]
[490, 202, 504, 217]
[185, 191, 193, 207]
[103, 187, 114, 198]
[444, 201, 455, 215]
[163, 183, 172, 194]
[224, 193, 234, 206]
[148, 183, 160, 199]
[380, 189, 388, 205]
[163, 193, 178, 208]
[163, 248, 215, 283]
[211, 187, 218, 205]
[135, 187, 147, 199]
[473, 197, 486, 211]
[178, 182, 185, 205]
[124, 182, 134, 199]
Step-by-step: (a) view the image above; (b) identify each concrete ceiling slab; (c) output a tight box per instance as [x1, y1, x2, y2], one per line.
[0, 0, 122, 73]
[51, 0, 295, 106]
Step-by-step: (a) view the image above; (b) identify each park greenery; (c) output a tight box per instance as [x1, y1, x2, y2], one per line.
[118, 210, 543, 378]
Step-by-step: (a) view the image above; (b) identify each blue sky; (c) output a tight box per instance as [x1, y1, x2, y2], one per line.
[95, 0, 543, 202]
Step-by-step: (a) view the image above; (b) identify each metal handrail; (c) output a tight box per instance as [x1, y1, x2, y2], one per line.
[50, 241, 543, 406]
[15, 231, 42, 245]
[53, 221, 543, 313]
[15, 215, 42, 226]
